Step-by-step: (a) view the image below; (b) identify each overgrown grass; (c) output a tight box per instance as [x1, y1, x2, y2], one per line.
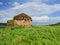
[0, 26, 60, 45]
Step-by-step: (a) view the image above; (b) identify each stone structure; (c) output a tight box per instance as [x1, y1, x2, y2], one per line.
[13, 13, 32, 26]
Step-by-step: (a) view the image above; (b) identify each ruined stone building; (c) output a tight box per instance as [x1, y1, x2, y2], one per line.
[13, 13, 32, 26]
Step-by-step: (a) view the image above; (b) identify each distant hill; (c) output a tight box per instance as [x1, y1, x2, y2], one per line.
[0, 23, 7, 26]
[49, 22, 60, 26]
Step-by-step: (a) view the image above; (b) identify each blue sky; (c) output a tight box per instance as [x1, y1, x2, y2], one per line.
[0, 0, 60, 25]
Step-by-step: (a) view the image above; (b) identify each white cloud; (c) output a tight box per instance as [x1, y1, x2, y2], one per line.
[0, 2, 3, 5]
[49, 17, 60, 22]
[12, 2, 60, 16]
[33, 16, 60, 25]
[0, 2, 60, 25]
[31, 0, 43, 4]
[12, 2, 20, 7]
[32, 16, 49, 22]
[30, 0, 58, 4]
[45, 17, 60, 25]
[0, 18, 13, 23]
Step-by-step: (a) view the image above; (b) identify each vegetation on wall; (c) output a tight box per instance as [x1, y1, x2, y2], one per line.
[7, 20, 14, 26]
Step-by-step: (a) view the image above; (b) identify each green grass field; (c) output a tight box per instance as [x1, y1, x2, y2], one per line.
[0, 26, 60, 45]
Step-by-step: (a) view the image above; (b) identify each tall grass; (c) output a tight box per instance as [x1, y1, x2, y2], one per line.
[0, 26, 60, 45]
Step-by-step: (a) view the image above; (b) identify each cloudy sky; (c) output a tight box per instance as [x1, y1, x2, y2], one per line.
[0, 0, 60, 25]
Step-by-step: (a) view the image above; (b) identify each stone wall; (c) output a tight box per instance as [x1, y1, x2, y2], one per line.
[14, 20, 32, 26]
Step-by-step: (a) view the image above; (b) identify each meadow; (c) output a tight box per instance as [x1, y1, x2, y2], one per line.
[0, 26, 60, 45]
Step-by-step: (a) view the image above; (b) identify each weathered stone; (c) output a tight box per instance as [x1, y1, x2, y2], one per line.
[13, 13, 32, 26]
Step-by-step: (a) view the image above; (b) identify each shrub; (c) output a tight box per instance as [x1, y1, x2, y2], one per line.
[7, 20, 14, 26]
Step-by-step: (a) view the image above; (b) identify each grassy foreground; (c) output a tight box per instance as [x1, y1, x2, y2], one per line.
[0, 26, 60, 45]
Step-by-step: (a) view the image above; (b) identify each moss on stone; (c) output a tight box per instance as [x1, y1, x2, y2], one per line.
[7, 20, 14, 26]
